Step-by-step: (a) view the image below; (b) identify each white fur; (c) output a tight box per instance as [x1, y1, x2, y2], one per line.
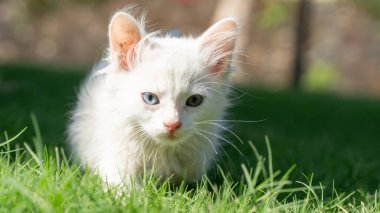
[68, 9, 238, 188]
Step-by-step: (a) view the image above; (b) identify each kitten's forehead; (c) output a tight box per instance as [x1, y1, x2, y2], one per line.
[144, 37, 200, 69]
[135, 37, 204, 94]
[135, 66, 193, 97]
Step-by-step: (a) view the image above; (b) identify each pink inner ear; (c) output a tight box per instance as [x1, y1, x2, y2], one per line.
[114, 30, 140, 71]
[118, 45, 136, 70]
[211, 58, 227, 74]
[110, 13, 142, 70]
[199, 19, 238, 74]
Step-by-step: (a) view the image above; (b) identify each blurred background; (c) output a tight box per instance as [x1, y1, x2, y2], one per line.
[1, 0, 380, 96]
[1, 0, 380, 192]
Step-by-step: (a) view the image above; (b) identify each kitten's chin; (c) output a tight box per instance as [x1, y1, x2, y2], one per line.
[153, 132, 190, 146]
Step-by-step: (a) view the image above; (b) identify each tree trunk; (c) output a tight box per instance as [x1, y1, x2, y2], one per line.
[212, 0, 255, 73]
[292, 0, 311, 89]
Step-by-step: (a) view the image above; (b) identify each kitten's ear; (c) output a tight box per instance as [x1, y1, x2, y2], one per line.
[198, 18, 239, 74]
[108, 12, 143, 71]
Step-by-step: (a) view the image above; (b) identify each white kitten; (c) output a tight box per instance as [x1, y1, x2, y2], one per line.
[68, 9, 238, 188]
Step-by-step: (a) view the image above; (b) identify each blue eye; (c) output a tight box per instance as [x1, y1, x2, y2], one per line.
[186, 94, 204, 107]
[142, 92, 160, 105]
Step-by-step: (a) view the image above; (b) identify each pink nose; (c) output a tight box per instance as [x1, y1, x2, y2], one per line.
[163, 121, 182, 133]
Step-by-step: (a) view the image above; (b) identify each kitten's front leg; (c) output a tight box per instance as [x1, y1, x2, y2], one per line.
[101, 169, 143, 196]
[96, 153, 135, 191]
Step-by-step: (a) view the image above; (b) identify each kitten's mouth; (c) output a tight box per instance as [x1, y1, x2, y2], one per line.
[151, 130, 190, 145]
[167, 133, 177, 141]
[154, 132, 186, 145]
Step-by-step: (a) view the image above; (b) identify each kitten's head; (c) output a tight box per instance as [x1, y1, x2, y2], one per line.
[104, 10, 238, 146]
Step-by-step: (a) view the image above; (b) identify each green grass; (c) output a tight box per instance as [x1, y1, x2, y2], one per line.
[223, 89, 380, 193]
[1, 63, 380, 211]
[1, 123, 379, 212]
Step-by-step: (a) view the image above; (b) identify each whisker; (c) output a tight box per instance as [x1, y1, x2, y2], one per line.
[217, 145, 237, 174]
[127, 123, 155, 158]
[225, 59, 264, 67]
[190, 136, 209, 171]
[193, 129, 218, 155]
[196, 128, 250, 166]
[200, 119, 266, 123]
[202, 86, 225, 96]
[194, 121, 244, 144]
[201, 149, 207, 172]
[192, 70, 230, 83]
[128, 128, 148, 140]
[228, 93, 247, 102]
[196, 81, 263, 100]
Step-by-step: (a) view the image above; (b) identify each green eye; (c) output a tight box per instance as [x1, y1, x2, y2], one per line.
[142, 92, 160, 105]
[186, 94, 204, 107]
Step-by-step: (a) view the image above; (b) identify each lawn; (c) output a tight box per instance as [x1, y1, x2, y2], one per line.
[0, 63, 379, 211]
